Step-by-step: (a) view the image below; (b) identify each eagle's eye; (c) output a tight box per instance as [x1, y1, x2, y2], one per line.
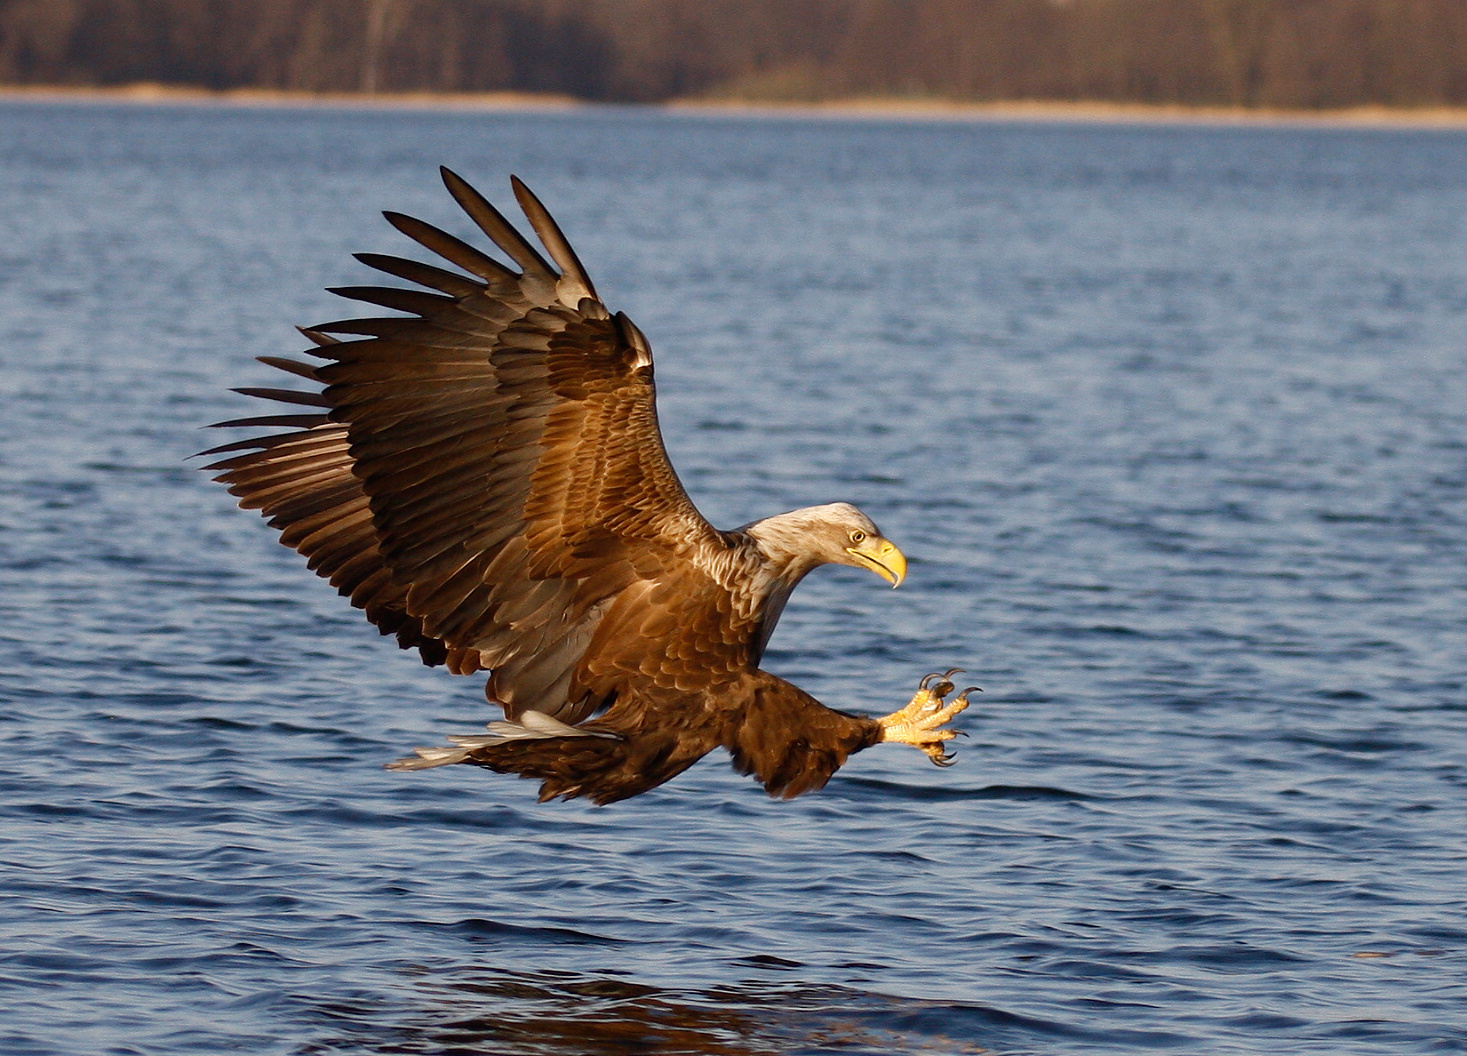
[849, 530, 867, 544]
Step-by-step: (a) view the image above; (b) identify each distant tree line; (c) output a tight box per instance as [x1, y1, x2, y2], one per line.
[3, 0, 1467, 109]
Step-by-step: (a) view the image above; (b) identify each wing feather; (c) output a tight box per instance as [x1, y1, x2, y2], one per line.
[440, 167, 558, 282]
[208, 171, 732, 720]
[206, 414, 449, 662]
[326, 285, 460, 317]
[382, 210, 517, 282]
[254, 355, 322, 380]
[510, 175, 598, 302]
[353, 253, 484, 298]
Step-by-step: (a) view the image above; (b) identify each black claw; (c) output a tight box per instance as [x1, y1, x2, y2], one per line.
[931, 751, 957, 768]
[931, 681, 955, 698]
[919, 668, 965, 692]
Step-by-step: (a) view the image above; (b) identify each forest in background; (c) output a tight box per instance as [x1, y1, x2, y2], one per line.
[2, 0, 1467, 110]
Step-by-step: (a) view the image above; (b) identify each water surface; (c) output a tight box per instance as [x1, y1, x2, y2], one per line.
[1, 101, 1465, 1054]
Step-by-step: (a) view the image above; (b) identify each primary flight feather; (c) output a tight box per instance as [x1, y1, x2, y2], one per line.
[206, 169, 971, 803]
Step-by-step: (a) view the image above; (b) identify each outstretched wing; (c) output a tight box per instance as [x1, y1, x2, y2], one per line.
[206, 169, 724, 722]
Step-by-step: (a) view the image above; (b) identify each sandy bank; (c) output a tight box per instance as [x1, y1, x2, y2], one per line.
[7, 83, 1467, 129]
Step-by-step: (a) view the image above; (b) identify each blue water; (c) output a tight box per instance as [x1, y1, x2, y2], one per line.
[2, 99, 1466, 1055]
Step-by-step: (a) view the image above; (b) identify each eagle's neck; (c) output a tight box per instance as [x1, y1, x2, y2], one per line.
[742, 509, 830, 587]
[735, 510, 834, 663]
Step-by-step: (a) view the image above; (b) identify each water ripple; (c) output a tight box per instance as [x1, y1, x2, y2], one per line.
[1, 102, 1466, 1055]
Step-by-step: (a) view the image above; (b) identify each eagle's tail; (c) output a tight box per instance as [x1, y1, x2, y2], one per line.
[387, 711, 713, 804]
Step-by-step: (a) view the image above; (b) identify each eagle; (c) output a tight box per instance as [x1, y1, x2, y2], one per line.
[205, 169, 972, 803]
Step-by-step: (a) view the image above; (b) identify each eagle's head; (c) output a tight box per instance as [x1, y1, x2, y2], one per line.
[745, 502, 907, 587]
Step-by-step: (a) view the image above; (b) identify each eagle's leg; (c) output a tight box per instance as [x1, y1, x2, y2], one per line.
[876, 670, 977, 767]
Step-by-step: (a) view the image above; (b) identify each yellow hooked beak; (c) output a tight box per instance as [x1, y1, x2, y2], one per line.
[846, 537, 907, 588]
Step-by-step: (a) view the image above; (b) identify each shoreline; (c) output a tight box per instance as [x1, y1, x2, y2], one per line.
[8, 83, 1467, 129]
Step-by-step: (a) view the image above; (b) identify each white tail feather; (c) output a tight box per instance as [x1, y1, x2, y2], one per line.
[384, 746, 473, 771]
[384, 710, 619, 771]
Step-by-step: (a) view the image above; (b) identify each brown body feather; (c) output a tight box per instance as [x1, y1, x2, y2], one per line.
[206, 169, 892, 803]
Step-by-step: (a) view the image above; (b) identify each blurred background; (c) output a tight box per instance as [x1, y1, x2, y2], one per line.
[2, 0, 1467, 110]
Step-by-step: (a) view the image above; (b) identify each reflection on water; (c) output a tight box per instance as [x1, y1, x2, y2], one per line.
[306, 966, 1014, 1055]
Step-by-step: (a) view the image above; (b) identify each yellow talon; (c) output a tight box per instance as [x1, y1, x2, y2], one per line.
[878, 674, 978, 766]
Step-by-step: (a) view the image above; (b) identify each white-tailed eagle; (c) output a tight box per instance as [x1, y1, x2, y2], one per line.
[205, 169, 971, 803]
